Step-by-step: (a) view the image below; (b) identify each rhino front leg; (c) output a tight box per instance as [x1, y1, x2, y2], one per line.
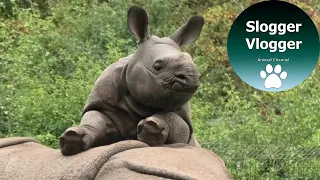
[59, 110, 119, 156]
[137, 112, 190, 146]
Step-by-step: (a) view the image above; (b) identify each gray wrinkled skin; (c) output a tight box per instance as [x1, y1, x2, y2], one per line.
[59, 6, 204, 156]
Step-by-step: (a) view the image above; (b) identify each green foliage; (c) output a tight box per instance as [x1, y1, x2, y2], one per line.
[0, 0, 319, 178]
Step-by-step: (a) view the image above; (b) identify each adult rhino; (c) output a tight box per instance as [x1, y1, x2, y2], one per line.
[0, 137, 233, 180]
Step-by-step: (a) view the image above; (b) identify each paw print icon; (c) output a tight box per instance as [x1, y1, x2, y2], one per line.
[260, 64, 287, 89]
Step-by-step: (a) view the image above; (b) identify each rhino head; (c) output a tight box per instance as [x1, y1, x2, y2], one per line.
[125, 6, 204, 111]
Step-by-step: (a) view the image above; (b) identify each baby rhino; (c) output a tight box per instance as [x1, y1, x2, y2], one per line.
[60, 6, 204, 156]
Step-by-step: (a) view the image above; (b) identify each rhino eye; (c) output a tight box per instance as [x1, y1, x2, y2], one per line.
[153, 62, 162, 71]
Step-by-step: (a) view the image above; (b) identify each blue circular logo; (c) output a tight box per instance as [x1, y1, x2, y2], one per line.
[227, 1, 319, 92]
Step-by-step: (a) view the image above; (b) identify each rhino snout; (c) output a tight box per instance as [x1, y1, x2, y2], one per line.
[171, 70, 200, 93]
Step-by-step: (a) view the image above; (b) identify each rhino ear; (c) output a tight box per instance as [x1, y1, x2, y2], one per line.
[170, 16, 204, 46]
[128, 6, 150, 42]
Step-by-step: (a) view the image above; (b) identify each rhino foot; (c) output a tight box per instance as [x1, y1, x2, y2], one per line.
[59, 126, 93, 156]
[137, 116, 169, 146]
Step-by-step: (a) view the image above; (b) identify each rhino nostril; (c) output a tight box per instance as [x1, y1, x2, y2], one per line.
[176, 74, 187, 80]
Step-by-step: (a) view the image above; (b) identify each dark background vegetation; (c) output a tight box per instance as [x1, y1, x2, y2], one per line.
[0, 0, 319, 179]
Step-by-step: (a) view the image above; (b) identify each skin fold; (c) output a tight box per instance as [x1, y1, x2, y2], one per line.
[59, 6, 204, 156]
